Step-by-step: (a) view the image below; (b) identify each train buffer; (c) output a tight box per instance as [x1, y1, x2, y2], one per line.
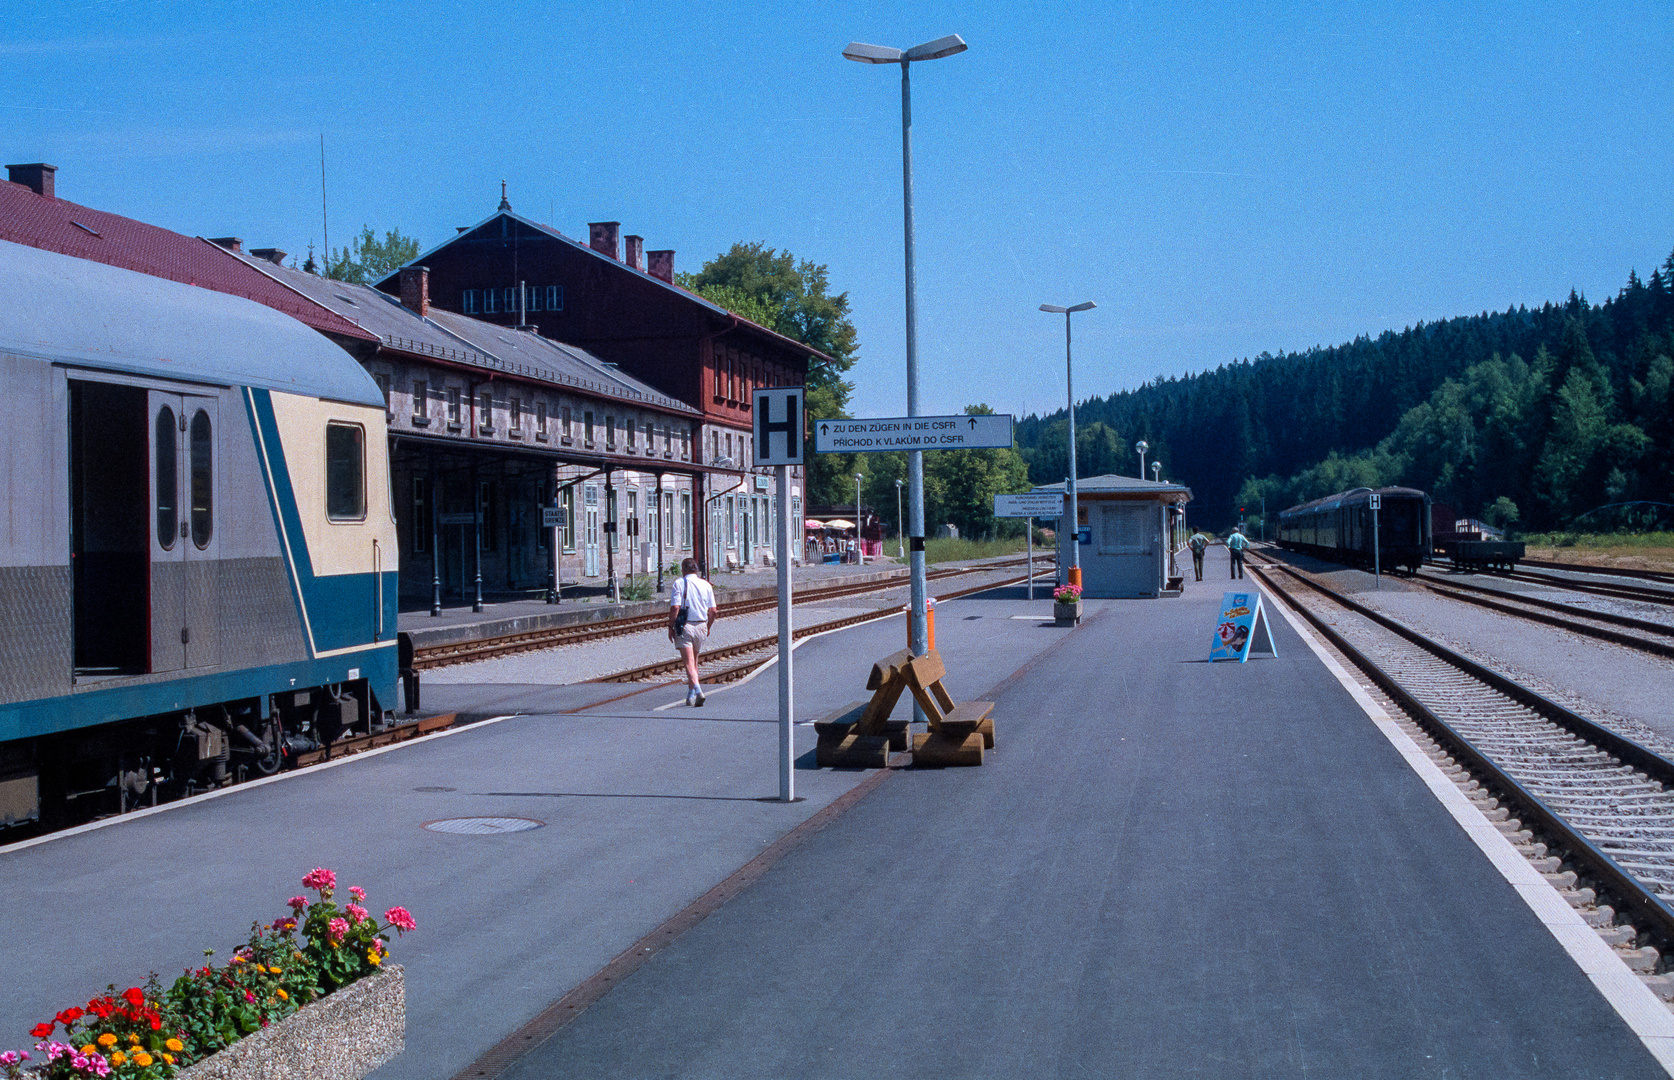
[905, 650, 996, 767]
[813, 649, 915, 768]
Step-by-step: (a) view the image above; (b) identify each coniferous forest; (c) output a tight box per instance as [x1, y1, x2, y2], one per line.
[1014, 248, 1674, 534]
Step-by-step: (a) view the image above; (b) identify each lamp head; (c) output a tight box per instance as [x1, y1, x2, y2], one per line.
[1135, 440, 1148, 454]
[905, 34, 967, 61]
[843, 41, 903, 63]
[1040, 301, 1095, 314]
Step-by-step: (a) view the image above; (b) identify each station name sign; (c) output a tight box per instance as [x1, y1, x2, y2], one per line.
[993, 492, 1065, 519]
[814, 413, 1013, 454]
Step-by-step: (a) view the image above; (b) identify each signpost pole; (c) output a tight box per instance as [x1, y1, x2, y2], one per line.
[1026, 517, 1033, 601]
[776, 463, 794, 802]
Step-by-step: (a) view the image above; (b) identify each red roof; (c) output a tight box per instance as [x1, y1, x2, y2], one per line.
[0, 179, 376, 343]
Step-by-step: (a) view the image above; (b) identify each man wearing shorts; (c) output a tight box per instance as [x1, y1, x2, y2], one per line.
[668, 557, 719, 706]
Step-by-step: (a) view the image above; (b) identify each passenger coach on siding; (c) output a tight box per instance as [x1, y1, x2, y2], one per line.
[0, 240, 398, 831]
[1277, 486, 1431, 573]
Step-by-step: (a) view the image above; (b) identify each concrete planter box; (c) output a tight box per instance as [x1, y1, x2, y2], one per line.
[1053, 600, 1082, 626]
[176, 965, 404, 1080]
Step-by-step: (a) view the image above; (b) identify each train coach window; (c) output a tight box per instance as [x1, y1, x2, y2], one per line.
[190, 409, 213, 548]
[155, 406, 177, 550]
[326, 422, 366, 521]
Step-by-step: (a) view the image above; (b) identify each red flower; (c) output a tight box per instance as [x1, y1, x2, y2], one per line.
[55, 1007, 83, 1025]
[30, 1022, 52, 1039]
[121, 988, 145, 1007]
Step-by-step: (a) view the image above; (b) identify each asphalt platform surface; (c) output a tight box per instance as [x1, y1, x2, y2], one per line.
[2, 549, 1669, 1078]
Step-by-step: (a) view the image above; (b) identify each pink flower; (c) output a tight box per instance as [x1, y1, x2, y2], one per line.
[349, 886, 366, 902]
[271, 917, 297, 932]
[287, 896, 309, 913]
[244, 991, 256, 1003]
[327, 918, 349, 943]
[301, 868, 336, 892]
[383, 906, 417, 933]
[345, 903, 368, 924]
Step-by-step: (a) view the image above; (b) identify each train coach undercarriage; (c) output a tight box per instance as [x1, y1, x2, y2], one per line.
[1, 680, 385, 834]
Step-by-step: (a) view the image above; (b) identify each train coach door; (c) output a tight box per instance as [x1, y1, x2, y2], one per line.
[149, 392, 220, 672]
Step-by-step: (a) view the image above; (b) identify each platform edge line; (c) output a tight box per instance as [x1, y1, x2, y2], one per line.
[1264, 583, 1674, 1073]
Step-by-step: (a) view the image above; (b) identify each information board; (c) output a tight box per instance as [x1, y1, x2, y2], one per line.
[994, 492, 1065, 519]
[814, 413, 1012, 453]
[753, 387, 805, 466]
[1209, 591, 1277, 663]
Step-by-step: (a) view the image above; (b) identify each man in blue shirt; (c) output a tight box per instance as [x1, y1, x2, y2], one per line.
[1226, 526, 1248, 579]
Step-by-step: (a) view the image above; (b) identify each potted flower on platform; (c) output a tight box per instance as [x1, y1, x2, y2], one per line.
[1053, 583, 1083, 625]
[7, 869, 415, 1080]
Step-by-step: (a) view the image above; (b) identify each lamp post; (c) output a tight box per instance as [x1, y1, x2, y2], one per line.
[845, 32, 967, 670]
[1040, 301, 1095, 590]
[1135, 439, 1148, 480]
[855, 471, 865, 566]
[895, 478, 905, 559]
[1150, 461, 1161, 483]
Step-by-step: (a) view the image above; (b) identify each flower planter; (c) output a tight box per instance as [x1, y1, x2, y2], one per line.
[176, 965, 404, 1080]
[1053, 600, 1082, 626]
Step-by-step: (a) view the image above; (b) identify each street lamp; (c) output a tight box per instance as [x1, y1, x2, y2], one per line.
[845, 32, 967, 667]
[1135, 439, 1148, 479]
[1150, 461, 1161, 483]
[1040, 301, 1095, 590]
[895, 478, 905, 559]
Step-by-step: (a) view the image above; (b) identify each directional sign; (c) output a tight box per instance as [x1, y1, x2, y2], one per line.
[753, 386, 804, 466]
[541, 506, 563, 528]
[994, 492, 1065, 519]
[814, 413, 1013, 454]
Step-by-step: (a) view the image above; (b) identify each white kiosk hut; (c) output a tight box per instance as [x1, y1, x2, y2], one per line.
[1036, 475, 1193, 598]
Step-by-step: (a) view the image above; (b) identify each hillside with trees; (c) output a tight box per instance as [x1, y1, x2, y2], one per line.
[1017, 249, 1674, 533]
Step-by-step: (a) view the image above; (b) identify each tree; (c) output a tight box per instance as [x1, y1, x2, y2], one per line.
[680, 242, 861, 504]
[326, 225, 420, 285]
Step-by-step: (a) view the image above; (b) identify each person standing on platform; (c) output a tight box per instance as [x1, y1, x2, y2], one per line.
[668, 557, 718, 706]
[1188, 528, 1209, 581]
[1226, 526, 1248, 579]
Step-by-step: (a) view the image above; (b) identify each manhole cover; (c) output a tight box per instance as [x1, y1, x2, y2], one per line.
[423, 817, 544, 835]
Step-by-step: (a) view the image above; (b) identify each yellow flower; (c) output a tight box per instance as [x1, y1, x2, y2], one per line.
[276, 988, 289, 1001]
[231, 955, 244, 963]
[134, 1051, 154, 1067]
[129, 1033, 141, 1044]
[268, 966, 282, 975]
[97, 1033, 118, 1048]
[163, 1053, 176, 1065]
[81, 1044, 96, 1055]
[367, 951, 382, 966]
[166, 1038, 184, 1052]
[110, 1051, 127, 1066]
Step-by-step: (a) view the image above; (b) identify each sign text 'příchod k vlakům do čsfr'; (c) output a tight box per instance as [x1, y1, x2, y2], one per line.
[813, 414, 1013, 454]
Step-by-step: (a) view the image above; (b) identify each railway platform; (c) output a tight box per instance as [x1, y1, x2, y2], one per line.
[3, 548, 1671, 1078]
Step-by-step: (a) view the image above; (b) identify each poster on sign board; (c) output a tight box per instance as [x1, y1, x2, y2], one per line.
[1209, 591, 1276, 663]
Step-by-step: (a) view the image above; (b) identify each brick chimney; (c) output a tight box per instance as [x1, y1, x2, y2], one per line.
[399, 265, 430, 316]
[208, 237, 244, 254]
[624, 234, 644, 271]
[250, 247, 287, 266]
[588, 221, 621, 260]
[6, 163, 56, 198]
[647, 249, 675, 283]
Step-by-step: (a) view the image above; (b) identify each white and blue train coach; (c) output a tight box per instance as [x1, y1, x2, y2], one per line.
[0, 239, 398, 830]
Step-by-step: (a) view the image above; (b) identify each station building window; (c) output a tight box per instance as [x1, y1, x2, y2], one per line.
[462, 290, 478, 314]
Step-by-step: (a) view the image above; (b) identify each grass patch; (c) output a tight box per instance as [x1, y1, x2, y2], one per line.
[1517, 531, 1674, 573]
[923, 536, 1034, 564]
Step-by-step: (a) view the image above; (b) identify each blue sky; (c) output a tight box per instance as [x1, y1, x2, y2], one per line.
[6, 1, 1671, 422]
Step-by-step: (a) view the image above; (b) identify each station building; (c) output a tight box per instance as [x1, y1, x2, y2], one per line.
[372, 196, 831, 576]
[1034, 475, 1193, 598]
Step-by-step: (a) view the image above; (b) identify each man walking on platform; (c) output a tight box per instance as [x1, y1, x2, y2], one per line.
[1188, 528, 1209, 581]
[669, 557, 718, 706]
[1226, 526, 1248, 579]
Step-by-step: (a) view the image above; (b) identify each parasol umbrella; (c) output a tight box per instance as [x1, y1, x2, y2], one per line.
[824, 519, 855, 530]
[804, 519, 824, 529]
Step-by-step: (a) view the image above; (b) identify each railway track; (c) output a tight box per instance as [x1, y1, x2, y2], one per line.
[594, 568, 1041, 688]
[1520, 558, 1674, 589]
[1408, 567, 1674, 660]
[411, 555, 1052, 670]
[1250, 555, 1674, 984]
[1424, 560, 1674, 608]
